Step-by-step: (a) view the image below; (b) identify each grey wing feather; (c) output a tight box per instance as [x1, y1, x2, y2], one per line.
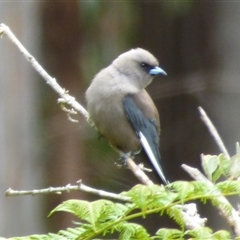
[122, 94, 169, 185]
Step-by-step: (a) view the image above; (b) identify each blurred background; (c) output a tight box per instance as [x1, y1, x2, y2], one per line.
[1, 1, 240, 238]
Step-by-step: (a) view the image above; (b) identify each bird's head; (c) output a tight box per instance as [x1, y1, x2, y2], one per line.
[112, 48, 167, 89]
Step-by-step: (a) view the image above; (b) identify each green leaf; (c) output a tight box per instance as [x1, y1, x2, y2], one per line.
[218, 154, 231, 177]
[186, 227, 212, 239]
[216, 180, 240, 195]
[229, 154, 240, 179]
[201, 154, 218, 181]
[8, 229, 83, 240]
[186, 228, 231, 240]
[213, 154, 231, 182]
[171, 181, 195, 204]
[155, 228, 183, 240]
[212, 230, 231, 239]
[116, 222, 150, 240]
[189, 181, 213, 204]
[124, 184, 168, 212]
[166, 206, 185, 229]
[212, 168, 223, 183]
[49, 199, 117, 230]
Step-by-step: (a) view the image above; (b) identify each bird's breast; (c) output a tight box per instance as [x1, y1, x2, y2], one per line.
[87, 93, 141, 153]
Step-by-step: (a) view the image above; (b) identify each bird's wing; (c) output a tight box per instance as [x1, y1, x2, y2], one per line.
[123, 94, 169, 185]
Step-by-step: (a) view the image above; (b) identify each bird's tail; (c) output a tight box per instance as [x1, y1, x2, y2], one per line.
[139, 131, 169, 185]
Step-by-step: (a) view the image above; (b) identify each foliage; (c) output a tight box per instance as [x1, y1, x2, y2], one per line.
[5, 149, 240, 239]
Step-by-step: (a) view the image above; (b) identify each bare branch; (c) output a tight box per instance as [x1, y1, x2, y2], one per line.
[126, 158, 154, 186]
[182, 164, 240, 236]
[0, 23, 89, 123]
[198, 106, 230, 159]
[5, 180, 131, 202]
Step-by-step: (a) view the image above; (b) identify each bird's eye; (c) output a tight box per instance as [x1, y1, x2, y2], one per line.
[140, 62, 147, 68]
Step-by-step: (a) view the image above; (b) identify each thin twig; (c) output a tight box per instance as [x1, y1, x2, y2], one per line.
[126, 158, 154, 186]
[5, 180, 131, 201]
[182, 164, 240, 236]
[0, 23, 90, 123]
[198, 106, 230, 159]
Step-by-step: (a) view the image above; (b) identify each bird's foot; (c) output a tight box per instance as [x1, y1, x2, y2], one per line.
[115, 152, 132, 169]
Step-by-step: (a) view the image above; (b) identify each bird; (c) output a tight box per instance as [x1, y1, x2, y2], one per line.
[85, 48, 169, 185]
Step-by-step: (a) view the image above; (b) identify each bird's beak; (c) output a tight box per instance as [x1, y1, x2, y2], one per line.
[149, 66, 167, 76]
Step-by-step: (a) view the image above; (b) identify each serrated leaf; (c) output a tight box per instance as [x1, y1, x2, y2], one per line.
[201, 154, 218, 181]
[218, 153, 231, 177]
[124, 184, 166, 212]
[186, 227, 212, 239]
[156, 228, 183, 240]
[216, 180, 240, 194]
[171, 181, 195, 204]
[166, 205, 185, 229]
[212, 230, 231, 239]
[191, 181, 210, 194]
[58, 229, 77, 238]
[49, 199, 115, 230]
[116, 222, 150, 240]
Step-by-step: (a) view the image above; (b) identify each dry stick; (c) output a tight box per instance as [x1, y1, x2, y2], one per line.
[198, 106, 230, 159]
[0, 23, 152, 186]
[0, 23, 205, 229]
[6, 181, 130, 202]
[1, 24, 89, 122]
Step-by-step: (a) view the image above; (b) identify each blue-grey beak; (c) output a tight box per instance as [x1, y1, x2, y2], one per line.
[149, 66, 167, 76]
